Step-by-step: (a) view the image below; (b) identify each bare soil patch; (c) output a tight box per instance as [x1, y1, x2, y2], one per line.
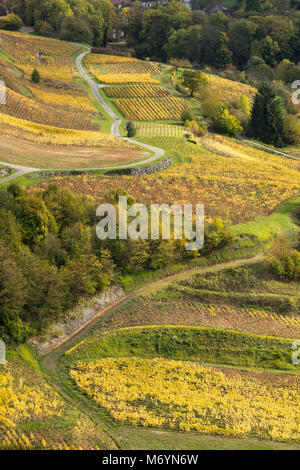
[0, 134, 148, 169]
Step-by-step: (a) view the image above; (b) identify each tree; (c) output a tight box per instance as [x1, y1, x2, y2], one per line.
[166, 25, 202, 63]
[180, 69, 208, 97]
[276, 59, 300, 84]
[38, 0, 70, 31]
[18, 195, 56, 247]
[259, 36, 280, 67]
[125, 121, 136, 137]
[62, 252, 114, 306]
[228, 19, 254, 68]
[283, 115, 300, 145]
[31, 68, 40, 83]
[102, 26, 107, 47]
[60, 16, 93, 44]
[181, 109, 194, 123]
[240, 95, 251, 117]
[0, 245, 29, 342]
[248, 82, 286, 147]
[214, 106, 243, 137]
[0, 209, 22, 253]
[201, 218, 233, 254]
[200, 26, 232, 68]
[0, 13, 23, 30]
[246, 0, 261, 12]
[42, 185, 88, 231]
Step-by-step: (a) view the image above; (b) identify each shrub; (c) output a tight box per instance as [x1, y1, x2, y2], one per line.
[0, 14, 23, 31]
[185, 120, 207, 137]
[125, 121, 136, 138]
[34, 20, 54, 35]
[214, 106, 243, 137]
[283, 115, 300, 145]
[181, 109, 194, 123]
[267, 239, 300, 280]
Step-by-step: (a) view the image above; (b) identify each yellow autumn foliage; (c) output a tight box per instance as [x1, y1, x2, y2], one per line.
[70, 357, 300, 442]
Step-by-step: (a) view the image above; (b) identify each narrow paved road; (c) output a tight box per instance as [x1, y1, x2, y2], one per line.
[0, 160, 38, 183]
[75, 49, 165, 165]
[1, 47, 299, 183]
[0, 49, 165, 184]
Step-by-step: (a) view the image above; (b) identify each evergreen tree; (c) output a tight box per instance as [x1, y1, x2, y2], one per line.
[31, 68, 40, 83]
[248, 82, 286, 147]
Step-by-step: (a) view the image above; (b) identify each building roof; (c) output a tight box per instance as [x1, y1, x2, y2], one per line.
[111, 0, 127, 5]
[203, 1, 229, 15]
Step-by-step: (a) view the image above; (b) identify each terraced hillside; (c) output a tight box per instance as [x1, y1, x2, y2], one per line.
[0, 31, 144, 169]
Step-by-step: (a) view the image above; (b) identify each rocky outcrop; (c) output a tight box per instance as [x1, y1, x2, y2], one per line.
[0, 167, 11, 178]
[29, 285, 126, 356]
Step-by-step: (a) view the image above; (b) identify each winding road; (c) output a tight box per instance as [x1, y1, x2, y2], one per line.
[75, 49, 165, 165]
[1, 46, 299, 184]
[0, 47, 165, 184]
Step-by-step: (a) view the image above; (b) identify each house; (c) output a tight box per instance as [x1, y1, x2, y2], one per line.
[203, 1, 230, 16]
[140, 0, 168, 8]
[111, 0, 130, 10]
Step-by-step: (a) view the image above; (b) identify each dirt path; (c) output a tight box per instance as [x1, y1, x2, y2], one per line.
[43, 253, 264, 372]
[240, 138, 300, 161]
[0, 134, 148, 170]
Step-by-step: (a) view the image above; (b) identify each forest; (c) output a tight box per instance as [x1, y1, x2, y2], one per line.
[0, 183, 231, 342]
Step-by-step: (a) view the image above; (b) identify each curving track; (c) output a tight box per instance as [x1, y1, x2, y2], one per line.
[75, 49, 165, 166]
[0, 48, 165, 184]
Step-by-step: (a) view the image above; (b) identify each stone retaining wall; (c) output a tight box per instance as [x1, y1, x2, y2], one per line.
[28, 157, 174, 179]
[130, 157, 173, 175]
[29, 285, 126, 356]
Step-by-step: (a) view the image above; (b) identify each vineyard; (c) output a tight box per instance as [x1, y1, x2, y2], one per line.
[109, 295, 300, 339]
[0, 347, 116, 450]
[206, 74, 256, 104]
[70, 356, 300, 442]
[16, 60, 76, 83]
[48, 135, 300, 223]
[84, 52, 191, 120]
[114, 96, 188, 120]
[2, 88, 98, 131]
[88, 61, 160, 75]
[134, 122, 186, 137]
[88, 70, 159, 84]
[0, 112, 136, 148]
[0, 31, 141, 150]
[28, 85, 97, 113]
[85, 54, 139, 64]
[0, 30, 80, 60]
[104, 84, 170, 98]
